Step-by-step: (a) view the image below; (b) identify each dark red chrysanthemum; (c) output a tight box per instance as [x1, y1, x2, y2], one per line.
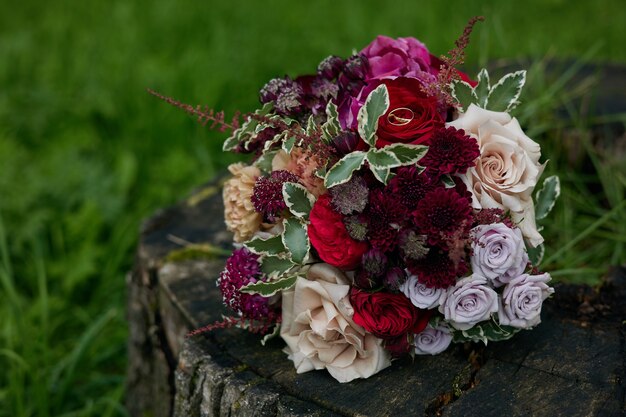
[364, 189, 407, 252]
[251, 170, 300, 221]
[473, 208, 515, 228]
[413, 187, 472, 245]
[218, 248, 278, 321]
[406, 246, 467, 289]
[387, 166, 439, 211]
[420, 126, 480, 175]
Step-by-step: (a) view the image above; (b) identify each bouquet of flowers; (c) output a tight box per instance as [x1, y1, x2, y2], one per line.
[155, 18, 560, 383]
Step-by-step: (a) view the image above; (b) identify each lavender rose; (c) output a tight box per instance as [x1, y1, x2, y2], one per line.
[400, 273, 443, 309]
[439, 275, 499, 330]
[471, 223, 529, 287]
[414, 324, 453, 355]
[499, 273, 554, 329]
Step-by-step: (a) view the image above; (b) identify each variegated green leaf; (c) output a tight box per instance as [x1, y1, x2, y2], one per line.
[366, 148, 401, 169]
[371, 166, 392, 184]
[282, 136, 296, 154]
[357, 84, 390, 147]
[526, 242, 545, 267]
[535, 175, 560, 220]
[306, 115, 317, 136]
[474, 69, 491, 107]
[260, 255, 295, 278]
[261, 324, 281, 346]
[223, 103, 273, 152]
[245, 234, 285, 256]
[324, 151, 367, 188]
[282, 217, 309, 264]
[383, 143, 429, 165]
[321, 102, 341, 143]
[283, 182, 315, 219]
[450, 80, 478, 112]
[239, 274, 297, 297]
[487, 70, 526, 112]
[254, 149, 279, 173]
[452, 318, 519, 344]
[441, 174, 456, 188]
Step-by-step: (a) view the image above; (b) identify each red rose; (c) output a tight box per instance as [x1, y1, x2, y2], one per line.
[375, 77, 444, 148]
[350, 288, 431, 339]
[308, 194, 369, 270]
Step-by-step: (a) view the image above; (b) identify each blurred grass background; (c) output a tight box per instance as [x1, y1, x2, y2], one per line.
[0, 0, 625, 415]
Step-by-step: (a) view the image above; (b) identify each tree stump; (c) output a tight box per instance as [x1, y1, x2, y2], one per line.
[126, 179, 625, 417]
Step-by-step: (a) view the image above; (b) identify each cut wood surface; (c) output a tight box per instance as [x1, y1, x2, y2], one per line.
[126, 180, 625, 417]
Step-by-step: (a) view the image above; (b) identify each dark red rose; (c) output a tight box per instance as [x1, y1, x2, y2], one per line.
[308, 194, 369, 270]
[375, 78, 444, 148]
[350, 289, 430, 339]
[384, 334, 412, 357]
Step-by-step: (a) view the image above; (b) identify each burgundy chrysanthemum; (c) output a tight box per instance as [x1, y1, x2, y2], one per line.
[413, 187, 473, 245]
[218, 248, 278, 321]
[420, 126, 480, 175]
[387, 166, 439, 211]
[364, 189, 407, 252]
[406, 246, 467, 289]
[251, 170, 300, 221]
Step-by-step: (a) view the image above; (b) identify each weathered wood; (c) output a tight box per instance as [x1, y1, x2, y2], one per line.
[127, 180, 625, 417]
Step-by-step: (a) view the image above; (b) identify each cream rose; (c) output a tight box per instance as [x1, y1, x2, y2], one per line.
[447, 104, 545, 247]
[280, 263, 390, 383]
[223, 163, 262, 243]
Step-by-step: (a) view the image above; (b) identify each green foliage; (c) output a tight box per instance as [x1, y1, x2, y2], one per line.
[282, 182, 315, 219]
[324, 151, 368, 187]
[451, 69, 526, 112]
[281, 218, 310, 264]
[452, 318, 520, 344]
[239, 274, 298, 297]
[535, 175, 561, 220]
[357, 84, 390, 147]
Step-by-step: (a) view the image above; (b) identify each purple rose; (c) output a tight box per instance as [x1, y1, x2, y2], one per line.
[414, 324, 453, 355]
[471, 223, 529, 287]
[499, 273, 554, 329]
[360, 36, 434, 80]
[439, 275, 499, 331]
[400, 273, 443, 309]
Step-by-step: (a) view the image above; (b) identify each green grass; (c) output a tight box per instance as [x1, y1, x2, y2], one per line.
[1, 0, 625, 415]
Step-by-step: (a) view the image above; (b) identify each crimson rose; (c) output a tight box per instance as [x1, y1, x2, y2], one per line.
[350, 289, 431, 339]
[375, 77, 444, 148]
[308, 194, 369, 270]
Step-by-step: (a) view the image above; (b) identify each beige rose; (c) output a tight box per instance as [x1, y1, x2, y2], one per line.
[223, 163, 262, 243]
[280, 263, 390, 383]
[272, 148, 326, 197]
[447, 104, 545, 247]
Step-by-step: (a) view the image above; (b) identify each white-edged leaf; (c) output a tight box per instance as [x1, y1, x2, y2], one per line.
[324, 151, 367, 188]
[260, 255, 295, 278]
[282, 217, 309, 264]
[452, 318, 519, 344]
[282, 136, 296, 154]
[253, 149, 279, 173]
[262, 130, 288, 152]
[371, 166, 392, 184]
[475, 69, 491, 107]
[239, 274, 297, 297]
[321, 102, 341, 143]
[245, 234, 285, 256]
[282, 182, 315, 219]
[260, 324, 281, 346]
[357, 84, 390, 147]
[223, 103, 273, 152]
[383, 143, 429, 165]
[441, 174, 456, 188]
[487, 70, 526, 112]
[366, 148, 401, 169]
[526, 242, 545, 267]
[306, 115, 317, 136]
[450, 80, 477, 112]
[535, 175, 560, 220]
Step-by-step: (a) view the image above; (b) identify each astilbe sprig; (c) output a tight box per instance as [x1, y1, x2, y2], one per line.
[421, 16, 484, 106]
[147, 88, 241, 132]
[186, 315, 280, 337]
